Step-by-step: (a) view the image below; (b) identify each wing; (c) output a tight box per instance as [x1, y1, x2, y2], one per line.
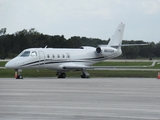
[88, 60, 156, 70]
[59, 63, 89, 70]
[61, 60, 156, 70]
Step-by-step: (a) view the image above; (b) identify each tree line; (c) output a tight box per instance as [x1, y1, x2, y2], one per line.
[0, 28, 159, 59]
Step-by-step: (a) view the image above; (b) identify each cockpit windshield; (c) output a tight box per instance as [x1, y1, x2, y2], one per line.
[18, 51, 38, 57]
[20, 51, 30, 57]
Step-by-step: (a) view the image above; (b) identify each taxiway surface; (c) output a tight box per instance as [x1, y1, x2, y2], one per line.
[0, 78, 160, 120]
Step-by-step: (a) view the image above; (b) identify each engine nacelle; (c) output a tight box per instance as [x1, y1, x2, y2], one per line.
[80, 46, 96, 49]
[95, 46, 120, 57]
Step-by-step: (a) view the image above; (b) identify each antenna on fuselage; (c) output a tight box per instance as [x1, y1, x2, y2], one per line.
[45, 45, 48, 48]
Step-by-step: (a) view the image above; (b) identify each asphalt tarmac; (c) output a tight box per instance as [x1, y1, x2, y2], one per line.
[0, 78, 160, 120]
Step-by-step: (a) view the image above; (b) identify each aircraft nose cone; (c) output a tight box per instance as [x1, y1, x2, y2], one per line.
[5, 58, 23, 69]
[5, 61, 12, 68]
[5, 60, 19, 69]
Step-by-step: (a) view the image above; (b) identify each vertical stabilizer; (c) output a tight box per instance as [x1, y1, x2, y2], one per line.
[108, 23, 125, 47]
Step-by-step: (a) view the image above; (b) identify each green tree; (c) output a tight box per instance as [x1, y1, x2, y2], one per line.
[0, 28, 6, 35]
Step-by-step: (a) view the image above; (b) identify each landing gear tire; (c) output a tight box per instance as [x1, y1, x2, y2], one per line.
[16, 75, 23, 79]
[81, 74, 89, 78]
[57, 72, 66, 78]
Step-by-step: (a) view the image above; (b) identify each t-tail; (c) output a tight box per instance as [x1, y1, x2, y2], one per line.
[108, 23, 125, 49]
[108, 22, 148, 48]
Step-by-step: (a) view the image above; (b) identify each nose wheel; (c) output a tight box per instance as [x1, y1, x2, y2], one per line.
[15, 69, 23, 79]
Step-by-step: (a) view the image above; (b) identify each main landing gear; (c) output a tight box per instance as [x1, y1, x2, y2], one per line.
[15, 69, 23, 79]
[81, 69, 90, 78]
[56, 72, 66, 78]
[56, 69, 90, 78]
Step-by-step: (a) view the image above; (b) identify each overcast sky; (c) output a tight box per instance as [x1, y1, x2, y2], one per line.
[0, 0, 160, 43]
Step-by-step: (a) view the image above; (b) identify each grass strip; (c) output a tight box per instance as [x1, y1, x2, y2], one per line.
[0, 61, 159, 78]
[0, 69, 158, 78]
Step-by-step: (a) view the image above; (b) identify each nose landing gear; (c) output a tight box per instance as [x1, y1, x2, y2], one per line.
[15, 69, 23, 79]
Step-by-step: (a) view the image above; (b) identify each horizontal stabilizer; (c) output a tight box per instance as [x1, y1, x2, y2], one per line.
[111, 44, 149, 47]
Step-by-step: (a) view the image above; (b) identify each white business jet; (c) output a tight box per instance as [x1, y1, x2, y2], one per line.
[5, 23, 150, 79]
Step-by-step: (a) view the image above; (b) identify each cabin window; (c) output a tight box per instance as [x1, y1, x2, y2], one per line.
[58, 54, 60, 58]
[31, 51, 37, 57]
[67, 54, 70, 58]
[20, 51, 30, 57]
[62, 54, 65, 58]
[47, 54, 50, 58]
[53, 54, 55, 58]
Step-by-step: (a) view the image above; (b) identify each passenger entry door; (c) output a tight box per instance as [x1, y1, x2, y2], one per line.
[39, 51, 45, 66]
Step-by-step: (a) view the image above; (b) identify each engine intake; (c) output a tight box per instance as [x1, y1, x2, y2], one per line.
[96, 47, 102, 54]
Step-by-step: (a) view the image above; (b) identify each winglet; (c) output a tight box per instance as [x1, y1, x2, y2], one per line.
[45, 45, 48, 48]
